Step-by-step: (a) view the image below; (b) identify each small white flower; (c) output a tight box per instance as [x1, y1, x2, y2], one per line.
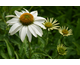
[58, 26, 72, 36]
[43, 18, 60, 31]
[6, 8, 46, 42]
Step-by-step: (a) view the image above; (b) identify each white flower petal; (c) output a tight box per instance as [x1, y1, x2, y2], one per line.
[31, 24, 43, 36]
[22, 10, 26, 13]
[26, 27, 32, 42]
[35, 16, 46, 21]
[8, 23, 14, 26]
[68, 29, 72, 33]
[30, 11, 38, 18]
[9, 22, 22, 33]
[50, 27, 58, 30]
[19, 28, 22, 39]
[34, 22, 46, 29]
[23, 8, 29, 13]
[28, 25, 37, 37]
[66, 27, 68, 30]
[46, 18, 49, 22]
[10, 25, 23, 35]
[52, 19, 57, 24]
[6, 15, 18, 18]
[59, 29, 63, 35]
[54, 23, 60, 25]
[34, 20, 45, 23]
[50, 18, 54, 23]
[63, 26, 66, 29]
[7, 18, 19, 24]
[53, 26, 60, 28]
[20, 26, 27, 42]
[15, 10, 22, 17]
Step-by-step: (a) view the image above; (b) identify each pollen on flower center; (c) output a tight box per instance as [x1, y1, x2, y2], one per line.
[45, 22, 52, 28]
[20, 13, 34, 25]
[62, 29, 68, 35]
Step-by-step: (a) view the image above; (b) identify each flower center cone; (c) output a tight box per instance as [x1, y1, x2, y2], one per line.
[62, 29, 68, 35]
[45, 22, 52, 28]
[20, 13, 34, 25]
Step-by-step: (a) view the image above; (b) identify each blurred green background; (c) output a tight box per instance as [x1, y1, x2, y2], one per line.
[0, 6, 80, 59]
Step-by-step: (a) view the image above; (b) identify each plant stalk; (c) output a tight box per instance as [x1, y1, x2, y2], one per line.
[28, 41, 31, 59]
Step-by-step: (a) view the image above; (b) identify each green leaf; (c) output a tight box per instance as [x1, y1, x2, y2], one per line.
[9, 6, 23, 14]
[0, 50, 9, 59]
[18, 37, 28, 58]
[0, 21, 6, 30]
[33, 49, 52, 59]
[73, 42, 80, 55]
[38, 36, 45, 48]
[74, 18, 80, 39]
[4, 39, 14, 58]
[14, 51, 19, 59]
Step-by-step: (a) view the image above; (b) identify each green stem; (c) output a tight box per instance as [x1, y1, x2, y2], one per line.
[44, 28, 49, 50]
[62, 36, 67, 45]
[29, 6, 34, 11]
[28, 41, 31, 59]
[43, 28, 49, 58]
[46, 28, 49, 45]
[60, 35, 65, 44]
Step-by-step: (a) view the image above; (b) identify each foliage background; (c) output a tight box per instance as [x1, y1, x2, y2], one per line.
[0, 6, 80, 59]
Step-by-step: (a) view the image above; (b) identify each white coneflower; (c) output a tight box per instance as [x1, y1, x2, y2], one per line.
[57, 44, 67, 55]
[58, 26, 72, 36]
[43, 18, 60, 31]
[6, 8, 46, 42]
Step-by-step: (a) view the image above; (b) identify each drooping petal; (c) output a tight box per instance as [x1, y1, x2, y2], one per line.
[28, 25, 37, 37]
[34, 22, 46, 29]
[15, 10, 22, 17]
[26, 27, 32, 42]
[30, 24, 43, 36]
[6, 15, 18, 18]
[9, 22, 22, 33]
[10, 25, 23, 35]
[6, 18, 19, 24]
[20, 26, 27, 42]
[35, 16, 46, 21]
[30, 11, 38, 18]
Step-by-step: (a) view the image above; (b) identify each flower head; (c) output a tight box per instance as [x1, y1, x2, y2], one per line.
[43, 18, 60, 31]
[58, 26, 72, 36]
[6, 8, 46, 42]
[57, 44, 67, 55]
